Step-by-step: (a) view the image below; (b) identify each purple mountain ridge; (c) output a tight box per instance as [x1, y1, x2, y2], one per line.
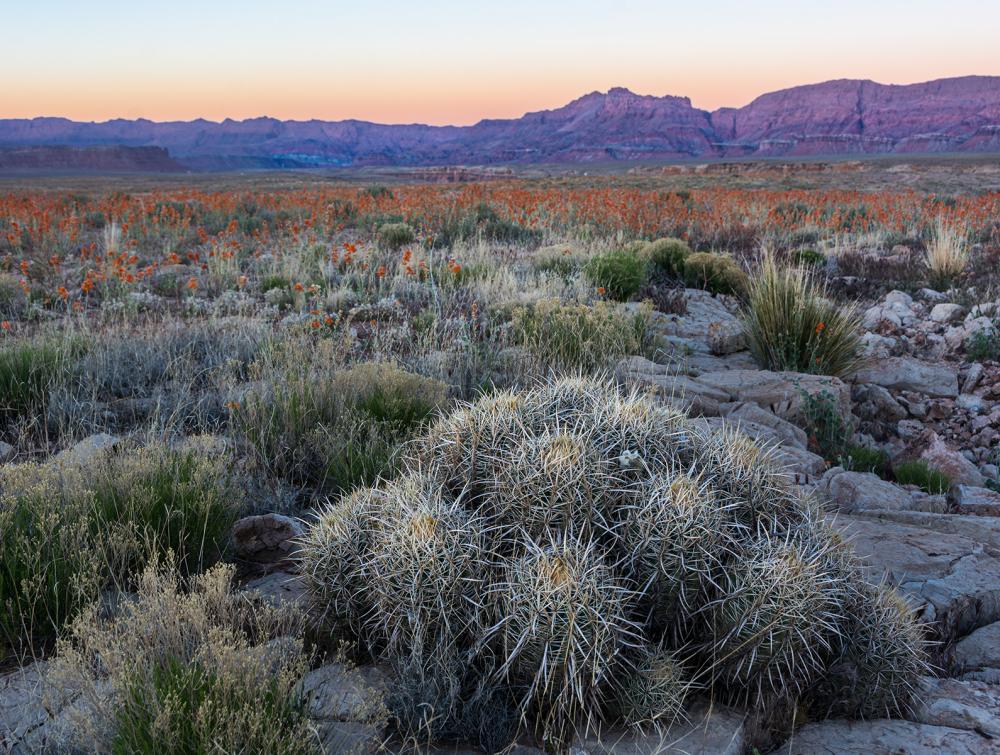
[2, 76, 999, 170]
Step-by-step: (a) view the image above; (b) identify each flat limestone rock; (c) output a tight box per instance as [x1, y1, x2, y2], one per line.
[767, 719, 995, 754]
[693, 369, 850, 424]
[573, 703, 745, 755]
[820, 468, 913, 512]
[832, 513, 1000, 640]
[853, 356, 959, 398]
[910, 676, 1000, 738]
[0, 663, 58, 754]
[952, 620, 1000, 673]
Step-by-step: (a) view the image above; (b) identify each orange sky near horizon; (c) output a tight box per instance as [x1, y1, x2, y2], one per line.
[3, 0, 998, 125]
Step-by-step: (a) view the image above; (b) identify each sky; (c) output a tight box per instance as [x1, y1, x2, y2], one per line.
[2, 0, 998, 125]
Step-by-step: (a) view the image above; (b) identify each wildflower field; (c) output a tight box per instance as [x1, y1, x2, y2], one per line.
[2, 173, 999, 753]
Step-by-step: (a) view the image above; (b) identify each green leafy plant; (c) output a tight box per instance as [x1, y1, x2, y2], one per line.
[583, 250, 648, 301]
[682, 252, 748, 296]
[640, 237, 691, 277]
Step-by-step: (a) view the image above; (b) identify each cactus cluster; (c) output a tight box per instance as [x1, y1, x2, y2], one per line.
[300, 377, 927, 751]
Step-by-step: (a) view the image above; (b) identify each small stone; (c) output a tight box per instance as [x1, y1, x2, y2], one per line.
[929, 303, 967, 323]
[231, 513, 304, 572]
[52, 433, 121, 467]
[0, 440, 14, 463]
[820, 468, 913, 513]
[957, 394, 986, 414]
[962, 363, 985, 393]
[949, 485, 1000, 516]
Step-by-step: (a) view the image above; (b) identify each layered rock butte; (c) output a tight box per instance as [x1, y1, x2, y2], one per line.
[2, 76, 999, 170]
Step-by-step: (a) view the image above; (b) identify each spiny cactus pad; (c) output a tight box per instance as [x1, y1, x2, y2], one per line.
[300, 377, 927, 750]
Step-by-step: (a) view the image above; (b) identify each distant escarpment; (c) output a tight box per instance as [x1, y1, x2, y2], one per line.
[0, 145, 185, 173]
[2, 76, 998, 169]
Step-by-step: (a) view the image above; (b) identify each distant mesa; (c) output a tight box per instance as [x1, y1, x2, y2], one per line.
[2, 76, 999, 171]
[0, 145, 185, 173]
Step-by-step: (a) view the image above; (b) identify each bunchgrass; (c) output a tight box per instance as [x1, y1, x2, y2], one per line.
[893, 460, 951, 494]
[924, 217, 969, 290]
[742, 255, 862, 377]
[511, 299, 650, 374]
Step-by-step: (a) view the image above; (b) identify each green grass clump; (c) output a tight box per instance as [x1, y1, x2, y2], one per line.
[792, 248, 826, 267]
[0, 444, 237, 652]
[640, 237, 691, 277]
[966, 325, 1000, 362]
[511, 299, 649, 374]
[531, 245, 585, 278]
[893, 460, 951, 494]
[742, 256, 862, 377]
[89, 445, 237, 578]
[434, 204, 541, 248]
[681, 252, 748, 296]
[841, 445, 891, 476]
[379, 222, 416, 250]
[47, 560, 324, 754]
[583, 250, 648, 301]
[0, 337, 68, 431]
[261, 274, 291, 293]
[1, 465, 100, 650]
[236, 360, 448, 497]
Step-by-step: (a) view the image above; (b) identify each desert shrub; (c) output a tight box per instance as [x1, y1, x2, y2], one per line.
[379, 222, 416, 250]
[236, 361, 448, 497]
[0, 272, 27, 317]
[925, 217, 969, 290]
[966, 323, 1000, 361]
[792, 248, 826, 267]
[434, 204, 541, 248]
[45, 559, 322, 754]
[640, 237, 691, 277]
[798, 389, 853, 462]
[583, 250, 647, 301]
[531, 244, 585, 278]
[48, 321, 264, 436]
[361, 185, 394, 200]
[301, 378, 927, 752]
[682, 252, 748, 296]
[893, 460, 951, 494]
[511, 299, 649, 374]
[0, 444, 237, 652]
[742, 256, 862, 377]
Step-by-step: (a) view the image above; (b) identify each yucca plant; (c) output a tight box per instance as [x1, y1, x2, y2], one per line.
[742, 255, 862, 377]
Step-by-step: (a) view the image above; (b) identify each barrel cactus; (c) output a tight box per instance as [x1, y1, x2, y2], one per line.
[301, 377, 927, 752]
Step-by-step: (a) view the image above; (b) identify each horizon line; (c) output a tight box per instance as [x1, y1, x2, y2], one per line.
[3, 74, 996, 130]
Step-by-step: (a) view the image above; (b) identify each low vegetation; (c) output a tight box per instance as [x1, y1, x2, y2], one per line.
[3, 175, 990, 752]
[743, 255, 862, 377]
